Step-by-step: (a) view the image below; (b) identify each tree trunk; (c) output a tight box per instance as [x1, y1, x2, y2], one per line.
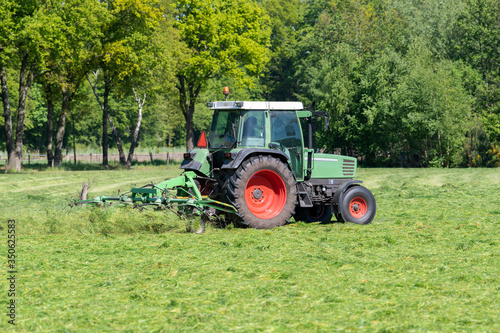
[87, 72, 126, 165]
[107, 114, 126, 165]
[73, 116, 77, 164]
[54, 90, 70, 166]
[1, 66, 16, 171]
[45, 84, 54, 166]
[127, 88, 146, 168]
[14, 54, 34, 171]
[177, 75, 202, 151]
[178, 76, 192, 150]
[102, 74, 110, 166]
[185, 104, 194, 151]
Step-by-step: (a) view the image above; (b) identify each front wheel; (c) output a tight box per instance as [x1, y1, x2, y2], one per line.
[340, 186, 376, 224]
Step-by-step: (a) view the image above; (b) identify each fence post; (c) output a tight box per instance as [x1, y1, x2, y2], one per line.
[167, 152, 170, 168]
[149, 152, 153, 163]
[80, 182, 88, 206]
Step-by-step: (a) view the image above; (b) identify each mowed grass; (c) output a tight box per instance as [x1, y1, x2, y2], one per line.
[0, 166, 499, 332]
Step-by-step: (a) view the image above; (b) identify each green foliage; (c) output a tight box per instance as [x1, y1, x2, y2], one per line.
[487, 144, 500, 167]
[142, 93, 185, 147]
[97, 0, 166, 84]
[461, 119, 492, 167]
[302, 37, 475, 167]
[46, 0, 108, 86]
[391, 0, 465, 57]
[0, 0, 63, 69]
[23, 83, 47, 147]
[2, 0, 500, 167]
[258, 0, 303, 99]
[294, 0, 497, 167]
[450, 0, 500, 143]
[175, 0, 271, 86]
[394, 46, 473, 167]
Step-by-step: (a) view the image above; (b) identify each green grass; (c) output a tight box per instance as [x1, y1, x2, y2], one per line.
[0, 167, 499, 332]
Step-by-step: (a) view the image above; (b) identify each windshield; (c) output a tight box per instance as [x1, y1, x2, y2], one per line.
[208, 111, 240, 148]
[208, 110, 266, 148]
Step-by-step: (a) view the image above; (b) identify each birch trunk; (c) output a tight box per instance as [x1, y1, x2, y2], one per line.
[102, 75, 110, 166]
[127, 88, 146, 168]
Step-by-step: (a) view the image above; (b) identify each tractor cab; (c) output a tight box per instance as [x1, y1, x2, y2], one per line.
[207, 108, 265, 149]
[203, 101, 305, 179]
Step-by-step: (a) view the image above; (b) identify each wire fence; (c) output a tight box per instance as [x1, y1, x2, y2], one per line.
[0, 149, 185, 166]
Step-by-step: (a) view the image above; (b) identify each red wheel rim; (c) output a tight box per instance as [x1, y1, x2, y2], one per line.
[245, 169, 287, 219]
[349, 197, 367, 218]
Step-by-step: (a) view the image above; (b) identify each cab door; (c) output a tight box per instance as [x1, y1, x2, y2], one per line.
[270, 111, 304, 180]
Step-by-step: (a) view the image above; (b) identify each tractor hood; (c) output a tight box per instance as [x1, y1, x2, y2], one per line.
[306, 154, 357, 179]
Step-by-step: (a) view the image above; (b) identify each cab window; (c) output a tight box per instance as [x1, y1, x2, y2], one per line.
[239, 111, 265, 147]
[271, 111, 303, 179]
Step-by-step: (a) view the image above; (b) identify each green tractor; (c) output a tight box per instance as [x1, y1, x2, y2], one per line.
[180, 96, 376, 229]
[82, 90, 376, 231]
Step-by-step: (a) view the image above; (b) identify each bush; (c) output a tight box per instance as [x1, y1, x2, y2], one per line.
[487, 145, 500, 167]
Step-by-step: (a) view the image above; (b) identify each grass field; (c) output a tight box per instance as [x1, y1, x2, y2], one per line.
[0, 166, 499, 332]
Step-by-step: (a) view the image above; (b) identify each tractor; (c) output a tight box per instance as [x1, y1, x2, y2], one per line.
[81, 88, 376, 231]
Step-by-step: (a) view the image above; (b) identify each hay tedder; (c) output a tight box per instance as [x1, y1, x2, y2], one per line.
[81, 88, 376, 232]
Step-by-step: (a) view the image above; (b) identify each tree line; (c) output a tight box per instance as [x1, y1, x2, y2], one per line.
[1, 0, 499, 171]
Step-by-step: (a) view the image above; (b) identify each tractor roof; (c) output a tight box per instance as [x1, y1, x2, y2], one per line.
[207, 101, 304, 111]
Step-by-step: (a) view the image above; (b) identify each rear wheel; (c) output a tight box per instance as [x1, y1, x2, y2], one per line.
[340, 186, 376, 224]
[222, 156, 296, 229]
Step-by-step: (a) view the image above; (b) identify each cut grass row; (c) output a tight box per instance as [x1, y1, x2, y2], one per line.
[0, 166, 498, 331]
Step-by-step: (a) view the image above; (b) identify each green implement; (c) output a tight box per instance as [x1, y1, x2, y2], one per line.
[79, 171, 237, 233]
